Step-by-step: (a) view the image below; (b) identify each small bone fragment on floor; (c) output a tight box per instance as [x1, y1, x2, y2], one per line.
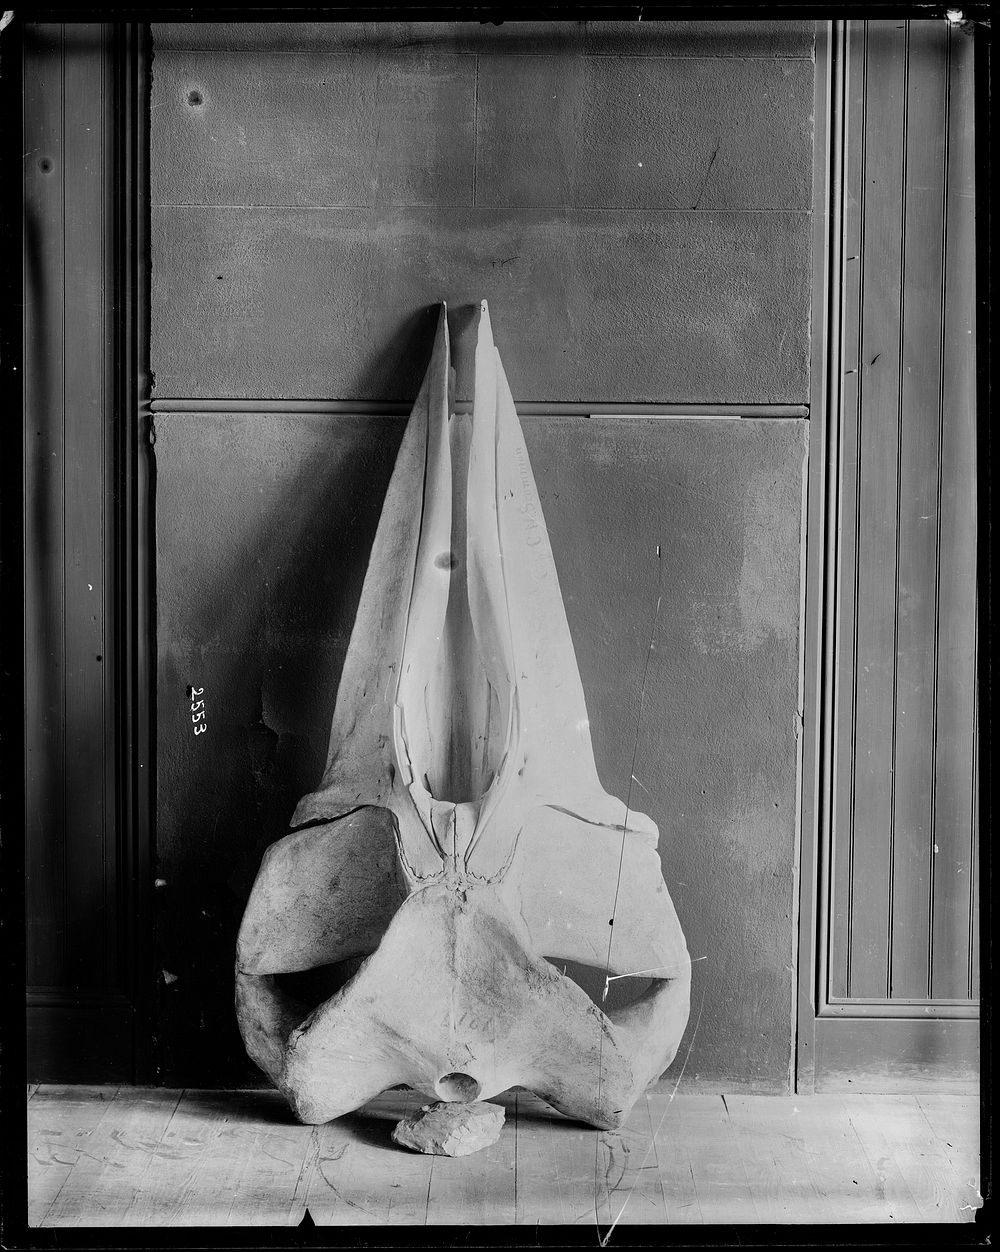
[391, 1100, 505, 1157]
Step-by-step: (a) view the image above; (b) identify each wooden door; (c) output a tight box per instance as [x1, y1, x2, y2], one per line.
[799, 19, 980, 1091]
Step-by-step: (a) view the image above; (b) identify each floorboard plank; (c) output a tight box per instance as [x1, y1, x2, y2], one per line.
[598, 1092, 671, 1229]
[512, 1089, 669, 1230]
[513, 1091, 601, 1227]
[664, 1094, 759, 1225]
[723, 1094, 892, 1223]
[39, 1088, 182, 1227]
[845, 1095, 980, 1222]
[27, 1087, 982, 1227]
[645, 1093, 704, 1224]
[117, 1089, 245, 1226]
[424, 1091, 516, 1225]
[514, 1092, 570, 1225]
[28, 1085, 121, 1227]
[224, 1095, 321, 1226]
[914, 1092, 981, 1187]
[375, 1091, 438, 1225]
[159, 1090, 301, 1226]
[301, 1089, 435, 1226]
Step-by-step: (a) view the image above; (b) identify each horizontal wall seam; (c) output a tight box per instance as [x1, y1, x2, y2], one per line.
[151, 203, 814, 213]
[149, 399, 810, 418]
[158, 49, 817, 62]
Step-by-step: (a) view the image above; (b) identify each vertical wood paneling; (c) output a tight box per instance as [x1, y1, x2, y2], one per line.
[889, 23, 949, 999]
[24, 25, 68, 984]
[828, 19, 866, 1002]
[827, 20, 978, 1016]
[844, 19, 908, 1001]
[931, 25, 977, 1001]
[24, 24, 125, 1041]
[61, 25, 118, 989]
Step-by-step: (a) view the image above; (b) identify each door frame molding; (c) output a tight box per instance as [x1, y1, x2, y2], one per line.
[115, 20, 155, 1083]
[18, 21, 155, 1083]
[796, 15, 844, 1095]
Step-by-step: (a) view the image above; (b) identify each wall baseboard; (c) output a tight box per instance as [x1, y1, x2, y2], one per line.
[813, 1016, 980, 1093]
[27, 996, 134, 1083]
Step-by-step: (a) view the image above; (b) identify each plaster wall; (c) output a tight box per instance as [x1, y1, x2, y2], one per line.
[149, 20, 815, 1088]
[156, 414, 807, 1088]
[150, 20, 815, 403]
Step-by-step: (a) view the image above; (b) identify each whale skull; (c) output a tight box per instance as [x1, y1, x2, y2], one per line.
[235, 303, 691, 1130]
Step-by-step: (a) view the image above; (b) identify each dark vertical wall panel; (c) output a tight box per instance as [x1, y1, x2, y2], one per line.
[61, 30, 117, 990]
[825, 21, 978, 1022]
[24, 25, 68, 986]
[24, 25, 118, 992]
[23, 23, 130, 1077]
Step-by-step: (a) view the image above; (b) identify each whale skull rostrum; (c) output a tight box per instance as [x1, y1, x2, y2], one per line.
[235, 302, 691, 1134]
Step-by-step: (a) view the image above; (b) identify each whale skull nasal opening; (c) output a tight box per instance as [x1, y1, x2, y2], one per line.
[435, 1072, 481, 1102]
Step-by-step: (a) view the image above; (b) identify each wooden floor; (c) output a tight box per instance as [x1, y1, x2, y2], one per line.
[26, 1085, 981, 1228]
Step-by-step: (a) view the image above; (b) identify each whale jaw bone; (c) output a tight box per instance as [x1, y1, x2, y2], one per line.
[235, 303, 691, 1132]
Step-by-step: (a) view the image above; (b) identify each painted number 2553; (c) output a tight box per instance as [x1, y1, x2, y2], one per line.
[189, 686, 208, 736]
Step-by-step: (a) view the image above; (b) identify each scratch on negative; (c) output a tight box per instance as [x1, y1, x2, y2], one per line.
[691, 142, 720, 210]
[605, 955, 706, 985]
[594, 545, 664, 1245]
[597, 984, 707, 1247]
